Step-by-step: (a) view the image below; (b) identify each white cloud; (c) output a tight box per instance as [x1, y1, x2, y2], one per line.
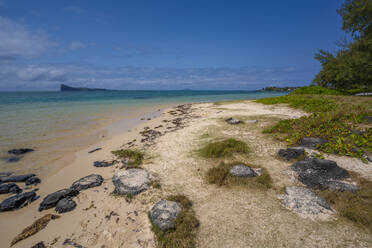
[69, 41, 87, 50]
[0, 16, 53, 61]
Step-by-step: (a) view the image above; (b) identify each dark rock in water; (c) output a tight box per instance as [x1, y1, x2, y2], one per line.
[31, 242, 46, 248]
[93, 161, 114, 167]
[88, 148, 102, 153]
[299, 137, 328, 149]
[112, 169, 150, 195]
[150, 200, 182, 231]
[39, 188, 79, 211]
[325, 181, 359, 193]
[55, 197, 77, 213]
[7, 157, 20, 163]
[291, 158, 350, 189]
[8, 148, 34, 155]
[229, 164, 257, 177]
[278, 147, 305, 160]
[71, 174, 103, 191]
[25, 177, 41, 186]
[225, 117, 242, 125]
[0, 183, 22, 194]
[1, 174, 36, 183]
[0, 191, 37, 211]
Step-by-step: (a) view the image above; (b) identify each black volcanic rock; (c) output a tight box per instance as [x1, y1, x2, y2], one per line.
[0, 191, 37, 211]
[39, 188, 79, 211]
[8, 148, 34, 155]
[0, 183, 22, 194]
[1, 174, 36, 183]
[60, 84, 110, 92]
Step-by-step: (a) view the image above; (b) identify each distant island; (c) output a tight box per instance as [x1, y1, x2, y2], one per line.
[261, 86, 299, 92]
[60, 84, 112, 92]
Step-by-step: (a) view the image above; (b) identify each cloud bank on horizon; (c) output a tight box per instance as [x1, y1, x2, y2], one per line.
[0, 1, 344, 90]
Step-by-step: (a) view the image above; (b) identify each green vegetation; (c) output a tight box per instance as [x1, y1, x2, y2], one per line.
[313, 0, 372, 90]
[111, 149, 144, 167]
[256, 94, 372, 160]
[291, 86, 343, 95]
[206, 162, 272, 189]
[150, 195, 199, 248]
[199, 138, 249, 158]
[319, 173, 372, 231]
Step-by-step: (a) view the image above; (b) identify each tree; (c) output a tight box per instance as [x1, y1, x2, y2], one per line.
[313, 0, 372, 89]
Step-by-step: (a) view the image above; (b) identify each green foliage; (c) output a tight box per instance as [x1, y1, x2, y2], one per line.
[319, 173, 372, 231]
[313, 0, 372, 89]
[206, 162, 272, 189]
[259, 94, 372, 160]
[150, 195, 199, 248]
[291, 86, 343, 95]
[199, 138, 249, 158]
[111, 149, 144, 166]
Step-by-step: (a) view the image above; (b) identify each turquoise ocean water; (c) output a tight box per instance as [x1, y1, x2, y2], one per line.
[0, 90, 287, 174]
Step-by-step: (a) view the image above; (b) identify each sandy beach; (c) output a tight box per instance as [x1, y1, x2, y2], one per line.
[1, 100, 372, 248]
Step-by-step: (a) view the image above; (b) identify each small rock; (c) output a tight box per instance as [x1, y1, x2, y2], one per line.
[291, 158, 350, 190]
[225, 117, 242, 125]
[39, 188, 79, 211]
[112, 168, 150, 195]
[63, 238, 86, 248]
[279, 186, 332, 218]
[150, 200, 182, 231]
[25, 177, 41, 186]
[8, 148, 34, 155]
[278, 147, 305, 160]
[7, 157, 20, 163]
[88, 148, 102, 153]
[71, 174, 103, 191]
[245, 120, 258, 124]
[0, 183, 22, 194]
[0, 191, 37, 211]
[55, 197, 77, 213]
[93, 161, 114, 167]
[229, 164, 257, 177]
[31, 242, 46, 248]
[1, 174, 36, 183]
[299, 137, 328, 149]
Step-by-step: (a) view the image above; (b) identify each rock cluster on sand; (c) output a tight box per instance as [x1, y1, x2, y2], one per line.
[71, 174, 104, 191]
[299, 137, 328, 149]
[278, 147, 305, 160]
[291, 158, 358, 192]
[112, 168, 150, 195]
[279, 186, 332, 218]
[225, 117, 242, 125]
[39, 188, 79, 211]
[0, 191, 38, 212]
[150, 200, 182, 231]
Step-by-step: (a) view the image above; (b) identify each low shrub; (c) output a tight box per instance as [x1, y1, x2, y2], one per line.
[111, 149, 144, 166]
[199, 138, 249, 158]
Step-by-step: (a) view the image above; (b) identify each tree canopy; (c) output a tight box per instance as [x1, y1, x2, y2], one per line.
[313, 0, 372, 89]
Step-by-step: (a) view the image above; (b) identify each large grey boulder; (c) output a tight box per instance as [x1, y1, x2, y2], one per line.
[0, 191, 37, 212]
[150, 200, 182, 231]
[279, 186, 332, 218]
[291, 158, 350, 190]
[229, 165, 257, 177]
[278, 147, 305, 160]
[39, 188, 79, 211]
[71, 174, 103, 191]
[55, 197, 77, 213]
[299, 137, 328, 149]
[0, 183, 22, 194]
[112, 168, 150, 195]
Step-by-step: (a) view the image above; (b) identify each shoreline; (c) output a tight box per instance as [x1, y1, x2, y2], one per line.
[1, 99, 371, 248]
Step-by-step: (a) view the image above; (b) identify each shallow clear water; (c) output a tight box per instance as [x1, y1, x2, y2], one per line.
[0, 90, 287, 174]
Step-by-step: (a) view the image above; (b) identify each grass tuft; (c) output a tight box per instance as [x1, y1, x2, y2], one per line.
[199, 138, 249, 158]
[111, 149, 144, 167]
[206, 162, 272, 189]
[150, 195, 199, 248]
[318, 173, 372, 231]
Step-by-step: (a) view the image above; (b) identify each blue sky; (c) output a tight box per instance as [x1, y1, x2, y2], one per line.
[0, 0, 345, 90]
